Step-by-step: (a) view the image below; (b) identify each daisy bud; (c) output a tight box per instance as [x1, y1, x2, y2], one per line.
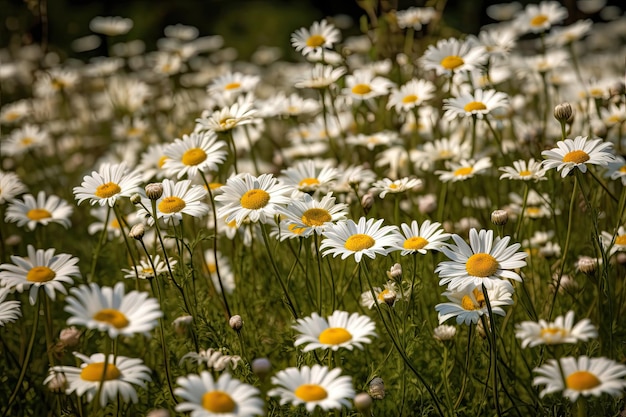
[46, 373, 67, 393]
[129, 223, 145, 240]
[433, 324, 457, 342]
[368, 377, 385, 400]
[417, 193, 437, 214]
[145, 182, 163, 200]
[146, 409, 170, 417]
[59, 326, 81, 348]
[5, 234, 21, 247]
[251, 357, 272, 379]
[130, 193, 142, 205]
[617, 252, 626, 265]
[354, 392, 373, 415]
[229, 314, 243, 331]
[553, 102, 573, 123]
[491, 209, 508, 226]
[172, 314, 193, 336]
[577, 256, 597, 274]
[592, 120, 607, 138]
[387, 263, 402, 279]
[361, 192, 375, 215]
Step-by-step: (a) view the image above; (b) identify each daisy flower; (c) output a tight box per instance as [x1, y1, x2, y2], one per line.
[600, 225, 626, 256]
[513, 1, 568, 34]
[279, 159, 339, 195]
[370, 177, 423, 199]
[44, 352, 151, 407]
[121, 255, 176, 280]
[360, 281, 403, 309]
[533, 356, 626, 402]
[386, 78, 435, 113]
[162, 131, 228, 179]
[0, 171, 27, 204]
[433, 324, 457, 341]
[276, 193, 348, 238]
[73, 162, 143, 207]
[345, 131, 400, 151]
[138, 179, 209, 226]
[394, 220, 450, 255]
[435, 280, 515, 325]
[435, 228, 527, 291]
[195, 95, 259, 133]
[294, 64, 346, 89]
[412, 136, 470, 171]
[420, 37, 487, 76]
[545, 19, 593, 47]
[137, 143, 169, 182]
[291, 19, 341, 57]
[268, 365, 354, 413]
[499, 158, 547, 182]
[4, 192, 71, 231]
[395, 7, 437, 30]
[204, 250, 235, 294]
[541, 136, 615, 178]
[0, 100, 29, 124]
[175, 371, 263, 417]
[215, 173, 291, 227]
[515, 311, 597, 348]
[435, 157, 492, 183]
[0, 288, 21, 326]
[3, 124, 50, 156]
[320, 217, 401, 263]
[179, 348, 241, 371]
[443, 89, 509, 120]
[293, 310, 376, 352]
[89, 16, 133, 36]
[332, 164, 377, 195]
[0, 245, 79, 305]
[207, 72, 260, 105]
[64, 282, 163, 338]
[343, 69, 394, 101]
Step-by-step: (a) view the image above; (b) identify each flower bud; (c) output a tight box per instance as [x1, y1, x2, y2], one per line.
[229, 315, 243, 331]
[354, 392, 373, 415]
[433, 324, 457, 342]
[251, 357, 272, 379]
[576, 256, 597, 274]
[361, 192, 375, 215]
[491, 209, 509, 226]
[417, 193, 437, 214]
[387, 263, 402, 279]
[46, 373, 67, 392]
[129, 223, 145, 240]
[145, 183, 164, 200]
[554, 102, 573, 123]
[146, 409, 170, 417]
[130, 193, 142, 205]
[59, 326, 81, 348]
[368, 377, 385, 400]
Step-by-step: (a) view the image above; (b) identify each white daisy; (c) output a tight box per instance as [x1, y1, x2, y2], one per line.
[0, 245, 79, 305]
[513, 1, 568, 34]
[268, 365, 354, 413]
[443, 89, 509, 120]
[175, 371, 263, 417]
[435, 157, 492, 183]
[360, 281, 403, 309]
[195, 95, 259, 133]
[207, 72, 260, 106]
[162, 131, 228, 179]
[294, 64, 346, 89]
[0, 288, 21, 326]
[499, 158, 547, 182]
[293, 310, 376, 352]
[394, 220, 450, 255]
[533, 356, 626, 401]
[370, 177, 423, 199]
[204, 250, 235, 294]
[44, 352, 151, 407]
[420, 37, 487, 76]
[541, 136, 615, 178]
[291, 19, 341, 57]
[320, 217, 401, 263]
[386, 78, 435, 113]
[345, 131, 400, 151]
[179, 348, 241, 371]
[0, 171, 27, 204]
[138, 179, 209, 226]
[137, 143, 169, 182]
[5, 191, 72, 231]
[3, 124, 50, 156]
[276, 192, 348, 238]
[435, 228, 527, 291]
[121, 255, 176, 280]
[279, 159, 339, 195]
[0, 100, 30, 125]
[600, 225, 626, 256]
[89, 16, 133, 36]
[515, 311, 597, 348]
[435, 280, 515, 325]
[395, 7, 437, 30]
[412, 136, 470, 172]
[73, 162, 143, 207]
[343, 69, 394, 101]
[65, 282, 163, 338]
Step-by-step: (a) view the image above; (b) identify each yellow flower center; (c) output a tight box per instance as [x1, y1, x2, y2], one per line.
[209, 182, 223, 190]
[466, 253, 499, 277]
[566, 371, 601, 391]
[298, 178, 320, 187]
[454, 167, 474, 177]
[344, 234, 375, 251]
[612, 234, 626, 246]
[461, 288, 486, 310]
[306, 34, 326, 48]
[519, 170, 532, 176]
[158, 156, 168, 168]
[240, 189, 270, 210]
[20, 137, 33, 146]
[440, 56, 464, 70]
[158, 196, 186, 213]
[526, 207, 542, 217]
[224, 82, 241, 90]
[377, 288, 391, 302]
[389, 183, 399, 189]
[93, 308, 130, 329]
[318, 327, 353, 345]
[95, 182, 122, 199]
[110, 218, 121, 229]
[288, 224, 307, 235]
[5, 112, 20, 121]
[540, 327, 565, 338]
[403, 236, 429, 250]
[619, 166, 626, 174]
[530, 14, 548, 27]
[181, 148, 207, 166]
[302, 208, 332, 227]
[402, 94, 418, 104]
[27, 208, 52, 221]
[80, 362, 121, 382]
[141, 268, 154, 276]
[352, 84, 372, 95]
[463, 101, 487, 112]
[295, 384, 328, 402]
[202, 390, 236, 413]
[26, 266, 56, 282]
[562, 150, 590, 164]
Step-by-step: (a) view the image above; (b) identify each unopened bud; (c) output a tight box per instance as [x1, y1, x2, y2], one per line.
[129, 223, 145, 240]
[417, 194, 437, 214]
[433, 324, 457, 342]
[554, 102, 573, 123]
[229, 315, 243, 331]
[46, 373, 67, 393]
[354, 392, 373, 415]
[361, 192, 375, 215]
[145, 183, 164, 200]
[251, 357, 272, 379]
[491, 209, 509, 226]
[577, 256, 597, 274]
[130, 193, 142, 205]
[59, 326, 81, 348]
[369, 377, 385, 400]
[387, 263, 402, 279]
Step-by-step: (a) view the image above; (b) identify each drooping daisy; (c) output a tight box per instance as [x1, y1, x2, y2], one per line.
[443, 89, 509, 120]
[215, 173, 291, 227]
[293, 310, 376, 352]
[204, 250, 235, 294]
[195, 95, 259, 133]
[435, 279, 515, 325]
[276, 193, 348, 238]
[0, 245, 80, 305]
[541, 136, 615, 178]
[360, 281, 403, 309]
[394, 220, 450, 256]
[279, 159, 339, 195]
[137, 179, 209, 226]
[291, 19, 341, 57]
[175, 371, 263, 417]
[386, 78, 435, 113]
[268, 365, 354, 413]
[370, 177, 423, 199]
[320, 217, 401, 263]
[294, 64, 347, 89]
[65, 282, 163, 338]
[121, 254, 176, 280]
[513, 1, 568, 35]
[435, 157, 492, 183]
[499, 158, 547, 182]
[44, 352, 151, 407]
[0, 288, 21, 326]
[0, 171, 27, 204]
[515, 311, 597, 348]
[74, 162, 143, 207]
[435, 228, 527, 291]
[420, 37, 487, 76]
[533, 356, 626, 402]
[343, 69, 394, 101]
[162, 131, 228, 179]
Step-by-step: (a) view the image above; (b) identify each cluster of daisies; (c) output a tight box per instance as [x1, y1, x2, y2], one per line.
[1, 0, 626, 415]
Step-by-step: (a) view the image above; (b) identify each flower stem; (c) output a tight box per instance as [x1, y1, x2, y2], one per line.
[89, 205, 111, 283]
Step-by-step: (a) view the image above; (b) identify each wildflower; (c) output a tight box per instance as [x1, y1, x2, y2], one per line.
[513, 1, 568, 34]
[0, 171, 27, 204]
[293, 310, 377, 352]
[276, 193, 348, 238]
[443, 89, 508, 120]
[436, 228, 527, 291]
[436, 157, 492, 183]
[395, 7, 437, 30]
[433, 324, 457, 341]
[137, 179, 209, 226]
[346, 131, 400, 151]
[291, 19, 341, 57]
[3, 124, 49, 156]
[0, 100, 29, 124]
[515, 311, 597, 348]
[387, 78, 435, 112]
[121, 255, 175, 280]
[420, 37, 487, 76]
[435, 280, 515, 325]
[229, 315, 243, 331]
[65, 282, 162, 338]
[204, 250, 235, 294]
[370, 177, 423, 199]
[179, 348, 241, 371]
[542, 137, 614, 178]
[600, 225, 626, 255]
[360, 281, 403, 309]
[294, 64, 346, 89]
[268, 365, 354, 412]
[343, 69, 394, 101]
[508, 190, 553, 219]
[207, 72, 260, 105]
[499, 158, 547, 182]
[320, 217, 401, 263]
[162, 131, 227, 179]
[89, 16, 133, 36]
[394, 220, 450, 255]
[5, 191, 73, 231]
[74, 162, 143, 207]
[413, 136, 470, 171]
[533, 356, 626, 401]
[58, 326, 82, 348]
[175, 371, 263, 417]
[44, 352, 151, 407]
[137, 143, 169, 182]
[195, 95, 258, 133]
[279, 159, 339, 195]
[368, 377, 385, 400]
[0, 289, 21, 326]
[0, 245, 79, 305]
[491, 210, 509, 226]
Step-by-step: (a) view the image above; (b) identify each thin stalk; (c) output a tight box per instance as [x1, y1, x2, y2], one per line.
[482, 285, 503, 417]
[514, 183, 530, 242]
[89, 206, 111, 283]
[92, 336, 112, 415]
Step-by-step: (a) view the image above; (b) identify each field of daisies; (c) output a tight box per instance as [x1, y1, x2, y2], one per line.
[1, 1, 626, 416]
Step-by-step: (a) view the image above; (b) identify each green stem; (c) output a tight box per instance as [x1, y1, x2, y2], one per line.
[514, 183, 530, 242]
[92, 336, 112, 414]
[89, 206, 111, 283]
